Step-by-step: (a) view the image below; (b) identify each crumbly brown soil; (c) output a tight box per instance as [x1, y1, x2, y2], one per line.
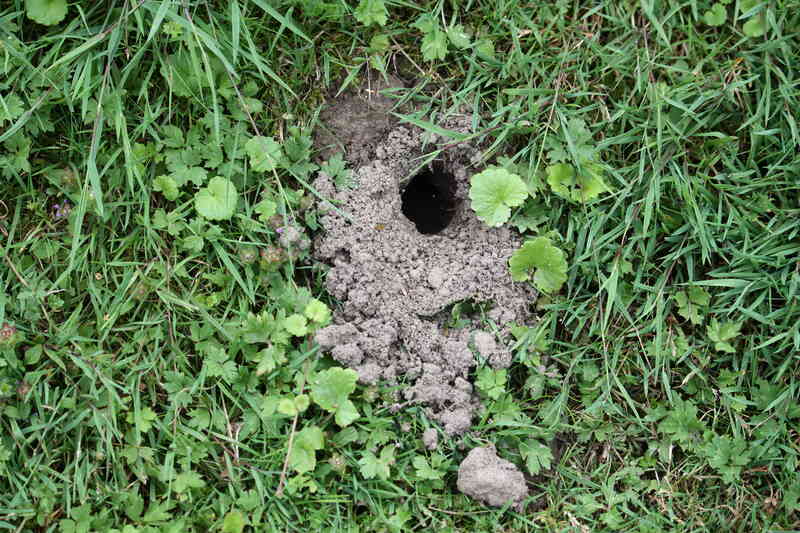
[312, 82, 535, 434]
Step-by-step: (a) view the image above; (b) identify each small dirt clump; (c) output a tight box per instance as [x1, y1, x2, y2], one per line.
[422, 428, 438, 451]
[456, 446, 529, 509]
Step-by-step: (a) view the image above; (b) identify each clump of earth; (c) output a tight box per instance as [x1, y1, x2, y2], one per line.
[312, 79, 535, 434]
[457, 446, 529, 508]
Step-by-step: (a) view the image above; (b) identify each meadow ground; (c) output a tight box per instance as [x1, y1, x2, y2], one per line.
[1, 1, 799, 531]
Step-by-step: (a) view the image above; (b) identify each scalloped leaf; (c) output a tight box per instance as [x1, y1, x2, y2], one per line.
[194, 177, 237, 220]
[509, 237, 568, 294]
[546, 162, 609, 203]
[310, 367, 360, 427]
[26, 0, 68, 26]
[703, 3, 727, 26]
[468, 167, 529, 227]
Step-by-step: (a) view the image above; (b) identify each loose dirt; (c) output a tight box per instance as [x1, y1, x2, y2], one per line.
[457, 446, 529, 508]
[312, 81, 535, 434]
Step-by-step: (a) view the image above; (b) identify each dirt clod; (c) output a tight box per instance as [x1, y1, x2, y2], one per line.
[313, 98, 535, 434]
[422, 428, 438, 451]
[457, 446, 529, 509]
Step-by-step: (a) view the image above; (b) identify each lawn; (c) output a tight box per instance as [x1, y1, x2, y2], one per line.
[1, 0, 799, 531]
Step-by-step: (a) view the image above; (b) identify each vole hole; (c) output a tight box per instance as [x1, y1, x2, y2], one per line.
[401, 164, 457, 235]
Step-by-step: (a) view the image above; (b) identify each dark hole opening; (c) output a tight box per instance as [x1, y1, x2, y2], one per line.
[401, 164, 457, 235]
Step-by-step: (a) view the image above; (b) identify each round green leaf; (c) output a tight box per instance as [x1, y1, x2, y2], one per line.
[289, 426, 324, 473]
[545, 163, 575, 199]
[335, 399, 360, 427]
[194, 177, 238, 220]
[284, 314, 308, 336]
[743, 15, 766, 37]
[546, 162, 609, 203]
[311, 367, 360, 426]
[221, 511, 247, 533]
[469, 168, 529, 227]
[703, 3, 727, 26]
[304, 298, 331, 324]
[509, 237, 568, 294]
[26, 0, 68, 25]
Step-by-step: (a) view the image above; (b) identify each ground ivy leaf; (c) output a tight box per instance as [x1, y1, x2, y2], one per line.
[547, 162, 609, 202]
[289, 426, 324, 474]
[26, 0, 68, 25]
[304, 298, 331, 324]
[546, 163, 574, 198]
[278, 394, 310, 416]
[181, 234, 204, 253]
[334, 399, 359, 427]
[354, 0, 387, 26]
[194, 177, 237, 220]
[577, 163, 610, 201]
[284, 314, 308, 336]
[221, 510, 247, 533]
[469, 167, 529, 227]
[311, 367, 360, 426]
[161, 125, 184, 147]
[245, 136, 283, 172]
[743, 15, 766, 37]
[509, 237, 568, 294]
[703, 3, 727, 26]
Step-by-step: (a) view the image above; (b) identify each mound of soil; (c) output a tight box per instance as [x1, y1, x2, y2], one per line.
[312, 84, 535, 434]
[457, 446, 529, 508]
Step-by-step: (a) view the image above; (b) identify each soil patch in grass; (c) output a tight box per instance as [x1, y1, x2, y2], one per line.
[312, 91, 534, 434]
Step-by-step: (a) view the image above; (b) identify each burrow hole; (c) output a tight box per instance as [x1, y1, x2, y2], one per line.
[401, 163, 457, 235]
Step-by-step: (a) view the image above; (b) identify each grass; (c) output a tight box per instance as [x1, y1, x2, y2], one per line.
[1, 0, 800, 531]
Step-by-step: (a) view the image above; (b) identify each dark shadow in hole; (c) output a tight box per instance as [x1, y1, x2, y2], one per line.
[401, 163, 457, 235]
